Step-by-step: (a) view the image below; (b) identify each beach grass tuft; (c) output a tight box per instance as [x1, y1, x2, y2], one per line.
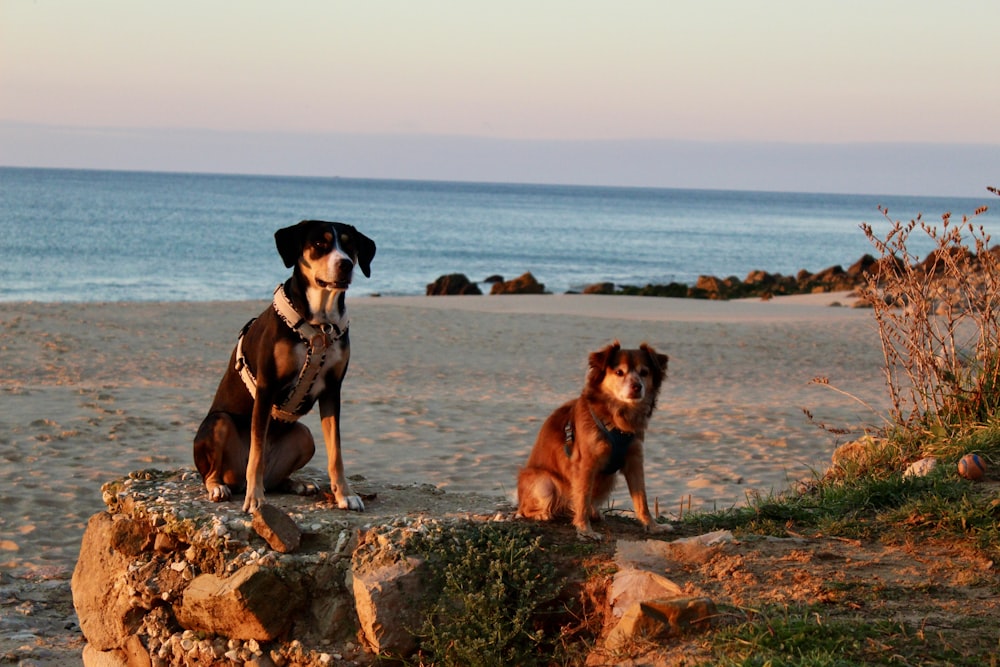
[859, 186, 1000, 432]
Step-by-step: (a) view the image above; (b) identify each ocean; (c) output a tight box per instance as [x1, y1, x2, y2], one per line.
[1, 167, 997, 303]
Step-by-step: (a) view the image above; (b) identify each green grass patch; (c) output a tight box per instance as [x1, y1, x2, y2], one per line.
[685, 432, 999, 561]
[705, 604, 998, 666]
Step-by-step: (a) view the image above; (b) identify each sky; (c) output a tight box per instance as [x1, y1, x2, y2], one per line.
[1, 1, 998, 196]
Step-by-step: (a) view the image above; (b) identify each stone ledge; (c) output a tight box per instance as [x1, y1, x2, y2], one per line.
[71, 469, 717, 665]
[72, 468, 512, 665]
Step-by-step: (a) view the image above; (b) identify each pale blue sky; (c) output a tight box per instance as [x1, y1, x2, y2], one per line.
[2, 1, 998, 195]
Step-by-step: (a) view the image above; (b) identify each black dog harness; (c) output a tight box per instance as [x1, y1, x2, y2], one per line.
[564, 408, 636, 475]
[235, 284, 349, 422]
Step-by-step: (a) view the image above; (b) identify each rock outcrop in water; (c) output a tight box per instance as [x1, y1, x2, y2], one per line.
[427, 254, 884, 300]
[595, 254, 881, 300]
[425, 273, 483, 295]
[489, 271, 545, 295]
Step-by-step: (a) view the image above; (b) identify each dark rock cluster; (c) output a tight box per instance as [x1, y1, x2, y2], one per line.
[425, 273, 482, 295]
[426, 245, 1000, 301]
[596, 254, 882, 300]
[489, 272, 545, 295]
[425, 255, 885, 300]
[426, 272, 545, 295]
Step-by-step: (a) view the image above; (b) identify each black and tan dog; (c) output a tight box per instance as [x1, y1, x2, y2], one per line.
[194, 220, 376, 513]
[516, 341, 668, 539]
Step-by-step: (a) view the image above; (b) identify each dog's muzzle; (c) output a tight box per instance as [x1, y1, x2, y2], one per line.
[316, 259, 354, 290]
[316, 277, 350, 290]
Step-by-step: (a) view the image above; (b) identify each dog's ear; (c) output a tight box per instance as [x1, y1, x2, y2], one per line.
[274, 221, 313, 268]
[640, 343, 669, 384]
[346, 225, 377, 278]
[587, 340, 621, 384]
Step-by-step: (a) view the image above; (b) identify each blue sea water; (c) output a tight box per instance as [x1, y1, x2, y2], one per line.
[1, 167, 997, 303]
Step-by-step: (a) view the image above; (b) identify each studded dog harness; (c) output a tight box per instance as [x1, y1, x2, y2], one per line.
[235, 284, 348, 422]
[564, 408, 636, 475]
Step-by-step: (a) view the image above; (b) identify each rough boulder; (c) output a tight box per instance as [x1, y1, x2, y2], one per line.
[490, 271, 545, 295]
[425, 273, 483, 295]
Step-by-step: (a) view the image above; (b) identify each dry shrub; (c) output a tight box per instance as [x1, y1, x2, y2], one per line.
[859, 187, 1000, 432]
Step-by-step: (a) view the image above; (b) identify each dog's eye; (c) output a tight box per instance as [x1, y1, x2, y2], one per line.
[615, 369, 625, 377]
[639, 368, 649, 377]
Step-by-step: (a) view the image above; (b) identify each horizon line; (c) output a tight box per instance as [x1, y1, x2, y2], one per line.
[2, 121, 997, 199]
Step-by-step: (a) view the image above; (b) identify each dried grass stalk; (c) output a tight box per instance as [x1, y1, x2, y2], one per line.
[859, 187, 1000, 432]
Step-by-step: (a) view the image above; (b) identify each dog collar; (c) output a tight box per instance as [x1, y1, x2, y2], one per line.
[272, 284, 349, 344]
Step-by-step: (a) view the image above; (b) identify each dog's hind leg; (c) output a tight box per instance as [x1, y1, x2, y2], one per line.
[193, 412, 246, 502]
[516, 467, 560, 521]
[277, 478, 321, 496]
[265, 422, 317, 494]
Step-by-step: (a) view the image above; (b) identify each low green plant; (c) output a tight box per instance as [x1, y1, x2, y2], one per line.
[409, 522, 566, 667]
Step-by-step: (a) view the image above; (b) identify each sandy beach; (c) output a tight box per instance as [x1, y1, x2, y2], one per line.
[0, 292, 889, 581]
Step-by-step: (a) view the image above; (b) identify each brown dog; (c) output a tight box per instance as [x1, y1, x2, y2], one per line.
[516, 341, 668, 539]
[193, 220, 375, 513]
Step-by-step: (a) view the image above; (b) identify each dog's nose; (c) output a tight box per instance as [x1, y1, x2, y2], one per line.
[631, 382, 643, 394]
[336, 258, 354, 274]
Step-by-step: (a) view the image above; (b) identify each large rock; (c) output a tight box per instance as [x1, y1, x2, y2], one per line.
[349, 555, 425, 656]
[609, 567, 684, 617]
[175, 564, 298, 640]
[583, 281, 616, 295]
[490, 271, 545, 294]
[72, 512, 152, 651]
[605, 597, 717, 649]
[251, 504, 302, 553]
[691, 275, 727, 299]
[426, 273, 482, 295]
[807, 264, 849, 291]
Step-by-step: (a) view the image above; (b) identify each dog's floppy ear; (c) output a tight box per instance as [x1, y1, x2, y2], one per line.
[587, 340, 621, 384]
[274, 221, 313, 269]
[345, 224, 377, 278]
[640, 343, 669, 385]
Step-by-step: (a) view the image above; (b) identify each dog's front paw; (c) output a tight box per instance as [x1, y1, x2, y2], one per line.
[575, 527, 604, 542]
[644, 520, 674, 534]
[243, 490, 266, 513]
[337, 494, 365, 512]
[207, 484, 231, 502]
